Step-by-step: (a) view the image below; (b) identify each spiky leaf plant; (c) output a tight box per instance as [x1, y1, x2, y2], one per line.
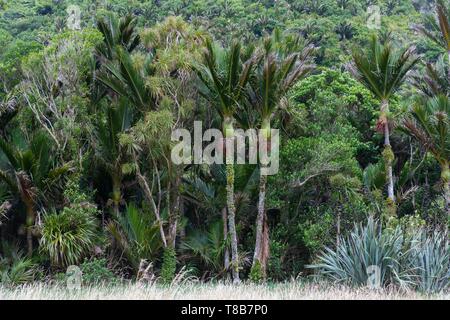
[40, 205, 98, 268]
[107, 203, 162, 270]
[407, 231, 450, 293]
[0, 243, 38, 286]
[308, 218, 412, 287]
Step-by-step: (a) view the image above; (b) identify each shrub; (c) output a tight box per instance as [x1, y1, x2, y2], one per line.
[40, 204, 98, 268]
[267, 236, 287, 280]
[249, 260, 264, 283]
[79, 258, 119, 286]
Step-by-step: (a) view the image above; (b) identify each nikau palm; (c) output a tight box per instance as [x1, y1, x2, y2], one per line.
[413, 0, 450, 63]
[196, 39, 254, 283]
[98, 47, 156, 112]
[412, 55, 449, 98]
[94, 99, 132, 215]
[0, 133, 69, 255]
[96, 13, 141, 61]
[402, 95, 450, 216]
[246, 32, 315, 278]
[347, 35, 419, 210]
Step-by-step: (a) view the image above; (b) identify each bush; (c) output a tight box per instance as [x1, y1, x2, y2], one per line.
[40, 204, 98, 268]
[79, 258, 119, 286]
[249, 260, 264, 283]
[267, 236, 287, 280]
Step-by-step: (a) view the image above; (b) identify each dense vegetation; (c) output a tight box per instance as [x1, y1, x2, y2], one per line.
[0, 0, 448, 292]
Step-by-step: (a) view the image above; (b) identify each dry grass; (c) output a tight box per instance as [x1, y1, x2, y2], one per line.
[1, 282, 448, 300]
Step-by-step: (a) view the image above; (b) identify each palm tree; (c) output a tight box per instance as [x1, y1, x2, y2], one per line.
[107, 203, 163, 270]
[0, 133, 69, 255]
[413, 0, 449, 63]
[0, 92, 18, 137]
[347, 34, 419, 210]
[96, 13, 141, 61]
[92, 13, 141, 106]
[412, 55, 449, 98]
[196, 38, 254, 283]
[335, 22, 354, 41]
[94, 99, 132, 215]
[181, 220, 228, 277]
[185, 163, 259, 276]
[245, 32, 315, 278]
[402, 95, 449, 217]
[98, 47, 156, 112]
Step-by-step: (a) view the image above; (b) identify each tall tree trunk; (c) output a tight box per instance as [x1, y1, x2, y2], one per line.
[252, 172, 267, 277]
[447, 50, 450, 80]
[441, 161, 450, 218]
[221, 207, 230, 271]
[336, 206, 341, 247]
[252, 119, 272, 279]
[25, 201, 35, 257]
[134, 155, 168, 247]
[111, 174, 121, 216]
[226, 163, 239, 283]
[168, 175, 182, 249]
[381, 100, 395, 206]
[224, 116, 239, 283]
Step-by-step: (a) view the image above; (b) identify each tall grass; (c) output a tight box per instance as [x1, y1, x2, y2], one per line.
[0, 281, 447, 300]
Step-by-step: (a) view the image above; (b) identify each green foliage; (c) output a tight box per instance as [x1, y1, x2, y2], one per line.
[40, 204, 98, 268]
[348, 34, 419, 102]
[308, 218, 412, 287]
[309, 217, 450, 292]
[407, 231, 450, 293]
[267, 235, 288, 280]
[181, 220, 228, 274]
[79, 258, 119, 286]
[0, 244, 38, 286]
[249, 260, 264, 283]
[301, 212, 335, 255]
[107, 203, 162, 270]
[0, 0, 447, 288]
[196, 38, 254, 120]
[403, 95, 449, 167]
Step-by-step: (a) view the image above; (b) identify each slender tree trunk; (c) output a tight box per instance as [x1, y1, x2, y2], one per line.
[447, 51, 450, 80]
[252, 172, 267, 276]
[226, 163, 239, 283]
[111, 174, 121, 216]
[252, 119, 272, 278]
[336, 206, 342, 246]
[441, 161, 450, 218]
[168, 175, 182, 249]
[384, 125, 395, 202]
[221, 207, 230, 270]
[224, 116, 239, 283]
[25, 201, 35, 257]
[381, 100, 395, 205]
[134, 156, 168, 247]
